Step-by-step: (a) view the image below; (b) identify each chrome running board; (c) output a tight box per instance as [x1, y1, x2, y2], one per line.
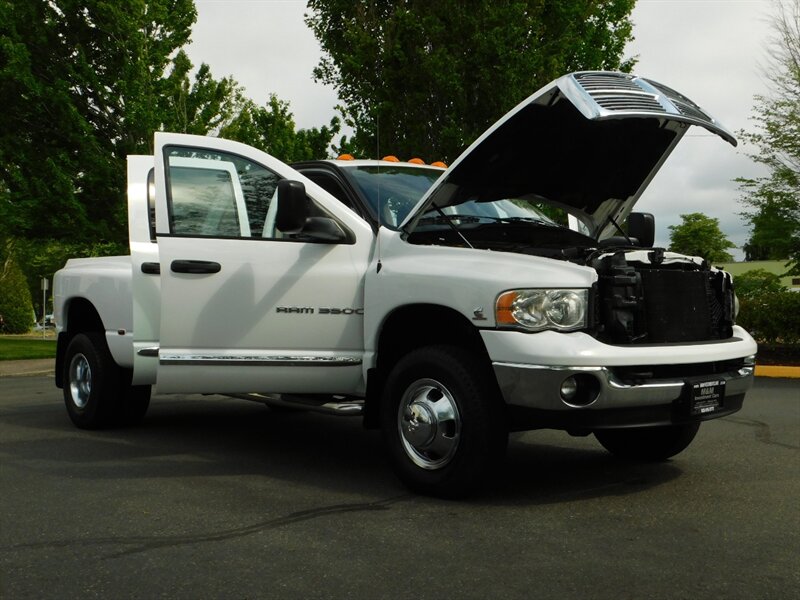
[228, 392, 364, 416]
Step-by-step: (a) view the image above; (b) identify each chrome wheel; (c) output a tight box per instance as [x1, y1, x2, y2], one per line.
[68, 353, 92, 409]
[398, 378, 461, 470]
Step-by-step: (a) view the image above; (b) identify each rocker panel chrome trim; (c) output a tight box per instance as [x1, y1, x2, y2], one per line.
[159, 354, 362, 367]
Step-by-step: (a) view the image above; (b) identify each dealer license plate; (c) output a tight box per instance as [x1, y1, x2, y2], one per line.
[690, 379, 725, 415]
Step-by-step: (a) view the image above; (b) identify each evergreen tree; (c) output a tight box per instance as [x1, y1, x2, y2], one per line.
[0, 245, 35, 333]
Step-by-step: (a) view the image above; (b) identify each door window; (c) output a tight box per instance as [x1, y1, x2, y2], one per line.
[164, 147, 280, 238]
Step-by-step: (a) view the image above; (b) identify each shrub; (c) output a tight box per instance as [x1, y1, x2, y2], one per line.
[737, 289, 800, 344]
[0, 258, 35, 333]
[732, 268, 785, 299]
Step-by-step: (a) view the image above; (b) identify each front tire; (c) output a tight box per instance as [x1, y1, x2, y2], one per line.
[380, 345, 507, 497]
[594, 423, 701, 461]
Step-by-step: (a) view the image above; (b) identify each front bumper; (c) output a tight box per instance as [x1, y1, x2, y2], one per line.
[493, 358, 755, 431]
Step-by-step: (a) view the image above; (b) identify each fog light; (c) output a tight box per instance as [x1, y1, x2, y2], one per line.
[559, 373, 601, 407]
[560, 376, 578, 401]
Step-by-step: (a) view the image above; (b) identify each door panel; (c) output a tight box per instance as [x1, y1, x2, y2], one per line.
[152, 133, 373, 394]
[128, 156, 160, 384]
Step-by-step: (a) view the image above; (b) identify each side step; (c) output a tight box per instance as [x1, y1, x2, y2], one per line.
[229, 393, 364, 416]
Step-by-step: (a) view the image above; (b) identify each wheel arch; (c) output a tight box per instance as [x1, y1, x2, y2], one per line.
[363, 303, 495, 428]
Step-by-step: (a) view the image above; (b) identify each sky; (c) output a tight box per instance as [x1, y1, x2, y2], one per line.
[186, 0, 779, 259]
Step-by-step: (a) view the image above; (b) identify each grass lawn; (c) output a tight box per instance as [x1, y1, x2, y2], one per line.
[0, 336, 57, 361]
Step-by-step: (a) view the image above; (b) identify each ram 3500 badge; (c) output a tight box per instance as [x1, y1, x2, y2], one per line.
[275, 306, 364, 315]
[54, 72, 756, 497]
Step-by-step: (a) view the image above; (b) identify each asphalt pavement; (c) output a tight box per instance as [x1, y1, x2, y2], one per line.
[1, 375, 798, 599]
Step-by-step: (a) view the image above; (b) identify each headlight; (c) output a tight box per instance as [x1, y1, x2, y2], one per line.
[496, 289, 588, 332]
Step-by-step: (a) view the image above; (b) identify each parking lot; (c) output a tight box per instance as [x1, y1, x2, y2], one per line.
[1, 375, 798, 599]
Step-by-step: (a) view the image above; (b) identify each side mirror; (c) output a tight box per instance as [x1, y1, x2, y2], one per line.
[276, 180, 308, 234]
[628, 212, 655, 248]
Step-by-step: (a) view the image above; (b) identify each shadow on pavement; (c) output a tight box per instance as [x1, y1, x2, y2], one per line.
[3, 388, 682, 504]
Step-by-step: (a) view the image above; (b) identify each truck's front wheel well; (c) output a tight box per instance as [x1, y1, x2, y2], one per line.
[364, 305, 494, 428]
[55, 298, 105, 388]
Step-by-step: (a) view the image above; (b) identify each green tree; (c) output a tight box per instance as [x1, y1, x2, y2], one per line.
[668, 213, 736, 263]
[306, 0, 636, 162]
[0, 244, 34, 333]
[738, 0, 800, 273]
[741, 198, 798, 260]
[157, 50, 242, 141]
[221, 94, 341, 162]
[0, 0, 240, 247]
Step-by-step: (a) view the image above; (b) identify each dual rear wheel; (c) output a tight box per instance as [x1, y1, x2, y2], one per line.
[63, 332, 150, 429]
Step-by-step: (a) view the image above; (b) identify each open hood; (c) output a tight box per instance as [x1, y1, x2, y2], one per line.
[402, 71, 736, 239]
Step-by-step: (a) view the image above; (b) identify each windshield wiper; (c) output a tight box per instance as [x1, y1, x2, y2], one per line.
[497, 216, 558, 226]
[416, 213, 493, 225]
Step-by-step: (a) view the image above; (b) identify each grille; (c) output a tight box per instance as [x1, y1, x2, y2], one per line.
[573, 73, 664, 114]
[573, 74, 719, 129]
[594, 93, 665, 113]
[613, 358, 746, 383]
[643, 78, 712, 122]
[596, 263, 734, 345]
[639, 270, 713, 343]
[574, 72, 641, 92]
[672, 100, 711, 122]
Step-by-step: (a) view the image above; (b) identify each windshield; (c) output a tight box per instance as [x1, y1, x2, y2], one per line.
[343, 166, 442, 229]
[416, 198, 560, 227]
[407, 193, 596, 252]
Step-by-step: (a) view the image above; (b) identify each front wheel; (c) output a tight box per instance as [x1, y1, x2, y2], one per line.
[594, 423, 701, 461]
[380, 345, 507, 497]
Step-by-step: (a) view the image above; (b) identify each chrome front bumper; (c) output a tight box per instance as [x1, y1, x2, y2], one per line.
[493, 358, 755, 430]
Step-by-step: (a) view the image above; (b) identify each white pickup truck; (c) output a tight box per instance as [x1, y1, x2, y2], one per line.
[54, 72, 757, 496]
